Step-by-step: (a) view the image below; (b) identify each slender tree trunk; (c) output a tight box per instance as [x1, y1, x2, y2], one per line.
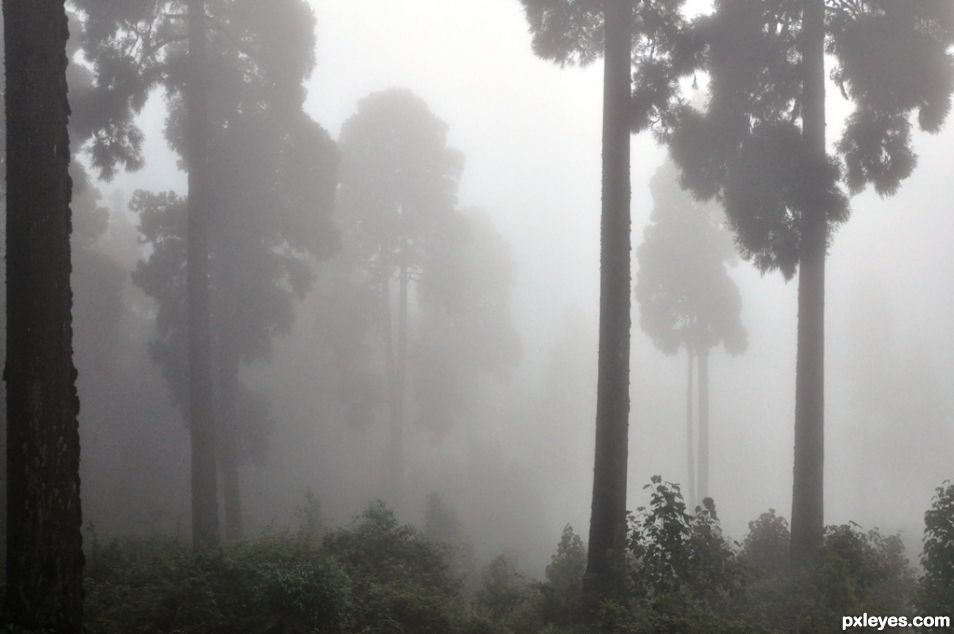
[186, 0, 219, 549]
[583, 0, 633, 609]
[791, 0, 826, 560]
[686, 348, 696, 509]
[3, 1, 84, 629]
[380, 274, 401, 500]
[217, 345, 244, 540]
[394, 234, 408, 500]
[697, 347, 710, 500]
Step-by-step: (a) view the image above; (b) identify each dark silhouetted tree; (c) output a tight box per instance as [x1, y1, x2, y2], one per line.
[669, 0, 954, 559]
[2, 0, 83, 628]
[77, 0, 335, 542]
[519, 0, 696, 605]
[75, 0, 220, 547]
[635, 160, 747, 506]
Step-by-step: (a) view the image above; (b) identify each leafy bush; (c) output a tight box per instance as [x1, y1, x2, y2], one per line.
[917, 482, 954, 620]
[474, 555, 544, 633]
[627, 476, 745, 606]
[83, 499, 482, 634]
[539, 525, 586, 627]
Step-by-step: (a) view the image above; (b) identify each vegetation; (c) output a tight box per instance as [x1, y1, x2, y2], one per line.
[0, 482, 943, 632]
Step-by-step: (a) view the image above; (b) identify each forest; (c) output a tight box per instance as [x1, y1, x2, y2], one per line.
[2, 0, 954, 632]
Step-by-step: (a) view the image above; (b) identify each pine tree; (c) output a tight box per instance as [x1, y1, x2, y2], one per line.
[635, 160, 747, 506]
[669, 0, 954, 558]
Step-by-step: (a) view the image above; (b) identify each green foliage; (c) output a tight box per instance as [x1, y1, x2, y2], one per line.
[739, 509, 790, 577]
[424, 492, 478, 590]
[628, 477, 745, 607]
[740, 522, 916, 633]
[81, 499, 484, 633]
[10, 486, 947, 632]
[85, 534, 350, 633]
[475, 556, 544, 633]
[917, 482, 954, 618]
[671, 0, 954, 279]
[578, 478, 918, 633]
[518, 0, 699, 133]
[636, 160, 747, 357]
[540, 525, 586, 626]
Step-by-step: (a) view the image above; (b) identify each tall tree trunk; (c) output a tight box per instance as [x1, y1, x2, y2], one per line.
[791, 0, 826, 560]
[217, 344, 243, 540]
[583, 0, 633, 608]
[697, 347, 710, 500]
[186, 0, 219, 549]
[380, 274, 401, 501]
[3, 1, 84, 629]
[394, 234, 408, 500]
[686, 348, 696, 509]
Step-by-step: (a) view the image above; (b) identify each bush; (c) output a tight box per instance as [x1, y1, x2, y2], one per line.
[917, 482, 954, 621]
[539, 525, 586, 627]
[83, 499, 483, 633]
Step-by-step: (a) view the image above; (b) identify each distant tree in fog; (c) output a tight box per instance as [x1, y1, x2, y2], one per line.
[335, 90, 520, 500]
[668, 0, 954, 559]
[77, 0, 336, 543]
[519, 0, 697, 607]
[415, 209, 521, 436]
[3, 1, 83, 628]
[635, 160, 747, 507]
[336, 89, 463, 498]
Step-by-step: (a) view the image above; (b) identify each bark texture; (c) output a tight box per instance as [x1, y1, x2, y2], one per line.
[3, 0, 84, 629]
[790, 0, 826, 560]
[583, 0, 633, 607]
[186, 0, 219, 549]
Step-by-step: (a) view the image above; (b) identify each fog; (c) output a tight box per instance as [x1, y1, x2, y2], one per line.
[67, 0, 953, 580]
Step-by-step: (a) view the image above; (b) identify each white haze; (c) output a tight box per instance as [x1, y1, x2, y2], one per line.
[91, 0, 954, 572]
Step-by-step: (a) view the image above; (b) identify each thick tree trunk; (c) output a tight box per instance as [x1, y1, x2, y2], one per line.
[698, 348, 710, 501]
[217, 346, 244, 540]
[790, 0, 826, 561]
[583, 0, 633, 608]
[3, 1, 84, 629]
[186, 0, 219, 549]
[686, 348, 696, 509]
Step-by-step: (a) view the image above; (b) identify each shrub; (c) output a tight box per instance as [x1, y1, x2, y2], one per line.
[917, 482, 954, 621]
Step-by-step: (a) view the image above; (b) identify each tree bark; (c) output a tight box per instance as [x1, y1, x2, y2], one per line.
[686, 348, 696, 510]
[790, 0, 826, 561]
[583, 0, 633, 609]
[186, 0, 219, 549]
[3, 0, 84, 629]
[698, 347, 710, 501]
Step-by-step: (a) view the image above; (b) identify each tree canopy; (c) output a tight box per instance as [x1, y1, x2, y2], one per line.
[636, 160, 747, 357]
